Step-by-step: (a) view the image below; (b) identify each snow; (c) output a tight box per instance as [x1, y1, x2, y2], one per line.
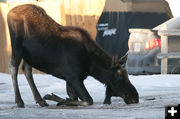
[0, 73, 180, 119]
[166, 0, 180, 17]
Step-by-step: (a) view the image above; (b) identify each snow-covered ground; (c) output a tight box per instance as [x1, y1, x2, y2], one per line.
[0, 73, 180, 119]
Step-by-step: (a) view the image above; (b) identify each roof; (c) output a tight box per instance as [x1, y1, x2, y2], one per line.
[104, 0, 173, 17]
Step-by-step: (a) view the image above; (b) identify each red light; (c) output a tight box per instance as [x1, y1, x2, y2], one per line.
[145, 38, 161, 50]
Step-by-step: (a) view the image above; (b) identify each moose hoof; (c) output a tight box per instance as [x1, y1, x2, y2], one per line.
[16, 100, 25, 108]
[56, 98, 72, 106]
[103, 100, 111, 105]
[37, 99, 49, 107]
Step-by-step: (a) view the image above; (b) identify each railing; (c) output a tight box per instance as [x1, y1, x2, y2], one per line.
[157, 25, 180, 74]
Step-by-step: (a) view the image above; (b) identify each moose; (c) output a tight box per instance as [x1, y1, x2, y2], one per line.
[7, 4, 139, 107]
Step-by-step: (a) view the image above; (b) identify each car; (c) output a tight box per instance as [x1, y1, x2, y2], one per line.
[126, 16, 180, 74]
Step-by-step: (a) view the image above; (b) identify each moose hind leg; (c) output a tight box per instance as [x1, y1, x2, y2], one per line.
[66, 82, 78, 101]
[22, 61, 48, 107]
[9, 56, 24, 107]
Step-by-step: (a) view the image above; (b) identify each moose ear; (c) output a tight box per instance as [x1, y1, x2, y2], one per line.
[111, 54, 119, 68]
[119, 51, 128, 65]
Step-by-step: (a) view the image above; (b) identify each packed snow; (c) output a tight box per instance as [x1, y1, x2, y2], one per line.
[0, 73, 180, 119]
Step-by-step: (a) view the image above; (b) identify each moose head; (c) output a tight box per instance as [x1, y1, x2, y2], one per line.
[104, 53, 139, 104]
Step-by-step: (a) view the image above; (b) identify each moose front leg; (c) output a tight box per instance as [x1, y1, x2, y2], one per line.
[43, 93, 88, 106]
[44, 79, 93, 106]
[66, 82, 78, 101]
[67, 79, 93, 105]
[103, 86, 112, 104]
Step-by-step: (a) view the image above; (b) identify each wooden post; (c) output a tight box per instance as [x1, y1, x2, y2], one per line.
[161, 24, 168, 74]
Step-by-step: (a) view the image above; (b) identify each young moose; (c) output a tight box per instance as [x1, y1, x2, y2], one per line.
[7, 4, 139, 107]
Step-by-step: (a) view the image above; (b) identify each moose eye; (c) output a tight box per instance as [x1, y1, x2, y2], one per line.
[117, 69, 122, 75]
[115, 69, 122, 78]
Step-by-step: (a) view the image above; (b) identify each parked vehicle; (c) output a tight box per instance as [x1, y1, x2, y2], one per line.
[96, 0, 172, 58]
[126, 17, 180, 74]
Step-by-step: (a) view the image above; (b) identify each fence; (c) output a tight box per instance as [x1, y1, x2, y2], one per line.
[157, 24, 180, 74]
[0, 0, 105, 73]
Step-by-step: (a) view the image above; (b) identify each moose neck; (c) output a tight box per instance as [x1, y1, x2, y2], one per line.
[88, 52, 112, 84]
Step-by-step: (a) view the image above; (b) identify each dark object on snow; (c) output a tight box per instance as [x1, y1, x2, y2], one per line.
[96, 0, 172, 58]
[7, 4, 139, 107]
[145, 97, 156, 101]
